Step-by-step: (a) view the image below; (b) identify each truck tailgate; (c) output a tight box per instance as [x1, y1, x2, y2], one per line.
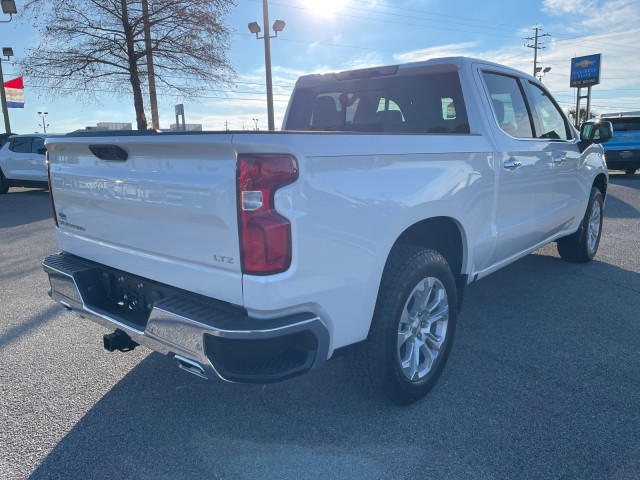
[46, 134, 243, 305]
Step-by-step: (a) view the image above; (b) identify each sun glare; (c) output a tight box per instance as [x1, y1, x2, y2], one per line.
[304, 0, 347, 14]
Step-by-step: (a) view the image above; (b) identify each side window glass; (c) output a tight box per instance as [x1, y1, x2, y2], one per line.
[10, 137, 33, 153]
[32, 137, 46, 153]
[442, 98, 457, 119]
[482, 72, 534, 138]
[528, 82, 570, 140]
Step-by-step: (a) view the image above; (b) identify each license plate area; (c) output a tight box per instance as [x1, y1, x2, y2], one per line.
[92, 270, 165, 329]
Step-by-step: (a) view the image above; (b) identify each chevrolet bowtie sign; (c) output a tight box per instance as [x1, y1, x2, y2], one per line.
[570, 54, 602, 88]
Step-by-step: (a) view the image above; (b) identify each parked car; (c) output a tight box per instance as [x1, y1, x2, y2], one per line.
[586, 115, 640, 175]
[0, 132, 15, 148]
[0, 134, 49, 193]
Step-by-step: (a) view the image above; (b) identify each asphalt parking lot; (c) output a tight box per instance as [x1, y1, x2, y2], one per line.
[1, 176, 639, 480]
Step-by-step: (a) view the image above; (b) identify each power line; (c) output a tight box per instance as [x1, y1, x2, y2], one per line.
[233, 31, 404, 54]
[253, 0, 525, 39]
[348, 0, 523, 30]
[552, 27, 640, 50]
[526, 25, 551, 77]
[269, 0, 522, 34]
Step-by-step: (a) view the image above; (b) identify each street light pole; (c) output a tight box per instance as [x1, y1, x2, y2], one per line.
[261, 0, 275, 131]
[0, 48, 12, 134]
[248, 2, 285, 131]
[1, 0, 17, 23]
[38, 111, 48, 133]
[534, 66, 551, 82]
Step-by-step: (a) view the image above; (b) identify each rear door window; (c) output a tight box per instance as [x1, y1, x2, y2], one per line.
[10, 137, 33, 153]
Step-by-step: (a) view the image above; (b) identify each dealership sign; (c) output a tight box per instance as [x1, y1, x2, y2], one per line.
[4, 76, 24, 108]
[570, 54, 601, 88]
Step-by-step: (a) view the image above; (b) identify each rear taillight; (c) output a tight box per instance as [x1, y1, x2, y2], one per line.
[237, 155, 298, 275]
[46, 152, 58, 227]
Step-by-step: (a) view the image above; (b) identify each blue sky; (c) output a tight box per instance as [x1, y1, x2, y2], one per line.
[2, 0, 639, 133]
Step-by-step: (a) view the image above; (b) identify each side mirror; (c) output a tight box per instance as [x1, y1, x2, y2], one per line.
[37, 147, 47, 155]
[580, 120, 613, 144]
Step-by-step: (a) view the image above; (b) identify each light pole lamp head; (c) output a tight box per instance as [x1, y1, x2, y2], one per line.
[1, 0, 17, 14]
[248, 21, 261, 36]
[2, 47, 13, 59]
[535, 66, 542, 74]
[543, 67, 551, 73]
[272, 20, 286, 33]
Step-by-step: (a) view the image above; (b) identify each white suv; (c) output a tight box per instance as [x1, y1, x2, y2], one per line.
[0, 134, 49, 194]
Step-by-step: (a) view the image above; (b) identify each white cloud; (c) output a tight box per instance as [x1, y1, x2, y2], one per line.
[542, 0, 596, 15]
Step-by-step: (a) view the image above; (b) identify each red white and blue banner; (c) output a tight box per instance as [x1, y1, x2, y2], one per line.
[4, 77, 25, 108]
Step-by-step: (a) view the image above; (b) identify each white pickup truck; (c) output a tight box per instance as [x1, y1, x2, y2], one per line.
[0, 134, 49, 193]
[43, 57, 612, 404]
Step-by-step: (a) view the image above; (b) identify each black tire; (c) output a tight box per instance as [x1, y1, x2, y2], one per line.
[0, 169, 9, 194]
[624, 168, 637, 175]
[355, 246, 458, 405]
[557, 187, 604, 263]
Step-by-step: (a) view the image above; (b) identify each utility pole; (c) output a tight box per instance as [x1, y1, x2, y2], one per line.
[526, 25, 551, 77]
[0, 53, 10, 133]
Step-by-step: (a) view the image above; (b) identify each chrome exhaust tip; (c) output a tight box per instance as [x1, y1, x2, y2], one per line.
[174, 355, 208, 380]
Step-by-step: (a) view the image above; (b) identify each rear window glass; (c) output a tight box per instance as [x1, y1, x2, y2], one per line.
[285, 71, 470, 134]
[609, 118, 640, 132]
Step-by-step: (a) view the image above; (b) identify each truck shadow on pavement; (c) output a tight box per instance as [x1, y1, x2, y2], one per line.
[603, 176, 640, 218]
[609, 173, 640, 184]
[28, 249, 640, 480]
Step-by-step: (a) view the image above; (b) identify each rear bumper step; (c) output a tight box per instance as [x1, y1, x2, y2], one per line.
[43, 253, 329, 383]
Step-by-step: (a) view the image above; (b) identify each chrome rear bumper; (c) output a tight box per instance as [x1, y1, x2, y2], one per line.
[43, 253, 329, 383]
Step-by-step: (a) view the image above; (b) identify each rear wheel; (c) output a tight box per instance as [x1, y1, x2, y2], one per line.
[624, 168, 637, 175]
[557, 187, 603, 263]
[355, 246, 458, 405]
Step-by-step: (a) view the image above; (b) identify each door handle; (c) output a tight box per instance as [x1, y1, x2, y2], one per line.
[552, 155, 566, 164]
[503, 159, 522, 170]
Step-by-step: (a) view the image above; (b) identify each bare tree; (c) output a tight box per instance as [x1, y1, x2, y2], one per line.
[17, 0, 236, 130]
[567, 107, 598, 125]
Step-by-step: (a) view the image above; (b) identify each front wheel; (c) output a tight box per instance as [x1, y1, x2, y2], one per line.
[557, 187, 604, 263]
[355, 246, 458, 405]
